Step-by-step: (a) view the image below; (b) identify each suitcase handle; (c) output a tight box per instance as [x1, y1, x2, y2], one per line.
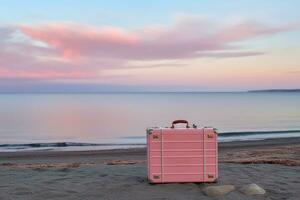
[171, 120, 190, 128]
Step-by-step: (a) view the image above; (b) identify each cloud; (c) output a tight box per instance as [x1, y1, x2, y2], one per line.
[0, 17, 299, 80]
[20, 24, 139, 60]
[19, 19, 299, 61]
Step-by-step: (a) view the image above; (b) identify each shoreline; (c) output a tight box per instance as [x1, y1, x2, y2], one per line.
[1, 129, 300, 153]
[1, 137, 299, 169]
[1, 136, 299, 159]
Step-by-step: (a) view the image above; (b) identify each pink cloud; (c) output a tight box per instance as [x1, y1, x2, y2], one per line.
[0, 17, 298, 80]
[18, 19, 298, 61]
[20, 24, 140, 60]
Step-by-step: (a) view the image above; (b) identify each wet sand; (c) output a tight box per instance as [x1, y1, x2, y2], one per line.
[0, 137, 300, 200]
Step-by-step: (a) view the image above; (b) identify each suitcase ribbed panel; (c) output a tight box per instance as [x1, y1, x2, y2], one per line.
[148, 127, 218, 183]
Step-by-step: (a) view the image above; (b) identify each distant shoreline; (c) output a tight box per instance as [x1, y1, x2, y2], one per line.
[248, 89, 300, 92]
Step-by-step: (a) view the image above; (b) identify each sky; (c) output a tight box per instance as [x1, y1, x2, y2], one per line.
[0, 0, 300, 92]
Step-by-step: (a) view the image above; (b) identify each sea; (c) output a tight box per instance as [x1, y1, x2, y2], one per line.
[0, 92, 300, 152]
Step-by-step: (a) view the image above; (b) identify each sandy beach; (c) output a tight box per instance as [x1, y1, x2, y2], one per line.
[0, 137, 299, 200]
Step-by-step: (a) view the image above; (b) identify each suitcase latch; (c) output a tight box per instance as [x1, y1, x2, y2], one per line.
[207, 133, 214, 138]
[153, 135, 160, 140]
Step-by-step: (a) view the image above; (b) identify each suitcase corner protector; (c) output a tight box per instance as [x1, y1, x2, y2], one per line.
[213, 128, 218, 134]
[147, 128, 154, 135]
[148, 178, 157, 184]
[212, 178, 218, 183]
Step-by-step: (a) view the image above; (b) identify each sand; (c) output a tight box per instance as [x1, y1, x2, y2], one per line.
[0, 137, 300, 200]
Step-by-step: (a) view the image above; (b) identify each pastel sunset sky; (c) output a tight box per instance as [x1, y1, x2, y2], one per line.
[1, 0, 300, 92]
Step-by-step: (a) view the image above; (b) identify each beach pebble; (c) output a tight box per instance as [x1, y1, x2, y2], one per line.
[241, 183, 266, 195]
[203, 185, 235, 197]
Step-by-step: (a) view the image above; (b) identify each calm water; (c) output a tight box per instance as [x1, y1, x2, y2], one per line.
[0, 92, 300, 151]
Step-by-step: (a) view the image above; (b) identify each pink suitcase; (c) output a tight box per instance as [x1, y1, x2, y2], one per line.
[147, 120, 218, 183]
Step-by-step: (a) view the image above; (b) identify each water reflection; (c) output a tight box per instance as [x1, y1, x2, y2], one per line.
[0, 93, 300, 144]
